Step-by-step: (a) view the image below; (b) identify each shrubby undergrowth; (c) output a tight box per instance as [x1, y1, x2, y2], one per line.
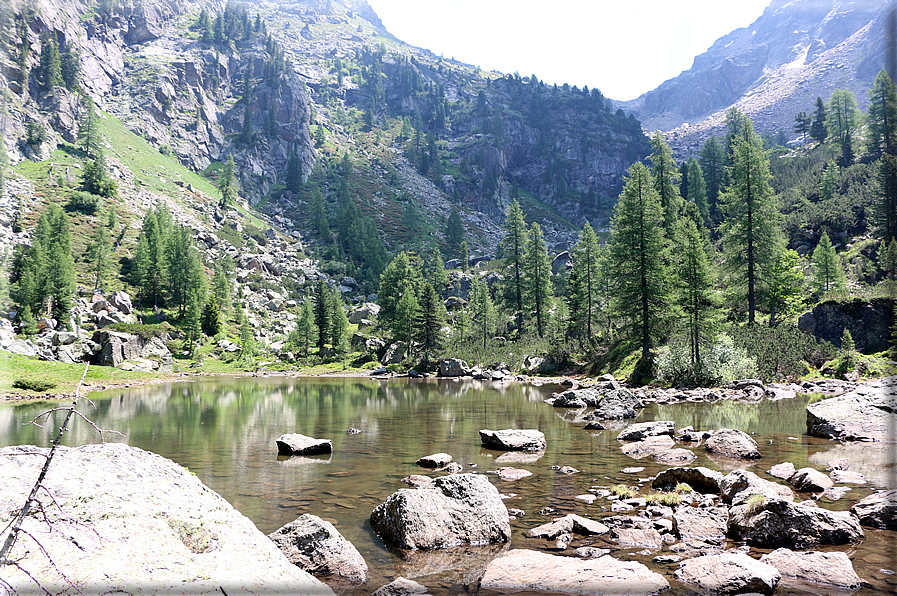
[654, 334, 757, 387]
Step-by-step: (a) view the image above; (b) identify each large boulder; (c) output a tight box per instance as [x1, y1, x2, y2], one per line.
[672, 506, 728, 545]
[267, 514, 367, 585]
[6, 340, 37, 357]
[0, 444, 332, 595]
[798, 298, 894, 353]
[788, 468, 834, 492]
[719, 470, 794, 505]
[806, 378, 897, 441]
[728, 497, 864, 548]
[275, 434, 333, 456]
[583, 388, 643, 420]
[91, 329, 172, 371]
[617, 420, 675, 441]
[851, 489, 897, 529]
[480, 550, 669, 595]
[704, 428, 761, 459]
[479, 428, 546, 451]
[369, 474, 510, 550]
[437, 358, 471, 377]
[652, 466, 723, 493]
[674, 553, 781, 595]
[522, 355, 557, 375]
[759, 548, 863, 589]
[108, 291, 133, 315]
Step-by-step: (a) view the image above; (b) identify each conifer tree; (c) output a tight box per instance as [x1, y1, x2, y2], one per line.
[879, 238, 897, 279]
[867, 70, 897, 157]
[293, 300, 315, 357]
[413, 282, 444, 360]
[78, 96, 100, 157]
[827, 89, 860, 166]
[238, 309, 255, 367]
[240, 105, 253, 146]
[285, 149, 303, 192]
[211, 259, 233, 312]
[43, 206, 76, 325]
[60, 40, 80, 92]
[841, 328, 855, 370]
[812, 231, 846, 295]
[134, 211, 166, 307]
[82, 150, 116, 197]
[819, 161, 838, 201]
[525, 222, 552, 338]
[469, 278, 496, 349]
[793, 111, 811, 143]
[394, 288, 419, 344]
[874, 154, 897, 242]
[201, 295, 222, 337]
[423, 247, 449, 291]
[567, 221, 600, 341]
[763, 247, 804, 327]
[87, 222, 112, 290]
[720, 117, 781, 325]
[608, 162, 668, 362]
[444, 206, 464, 257]
[810, 97, 827, 143]
[685, 157, 709, 224]
[460, 240, 469, 271]
[165, 225, 204, 317]
[217, 154, 238, 207]
[699, 136, 725, 223]
[648, 131, 682, 237]
[17, 17, 29, 96]
[672, 209, 716, 374]
[38, 30, 62, 90]
[378, 252, 422, 325]
[19, 305, 37, 336]
[329, 293, 350, 353]
[314, 281, 331, 350]
[499, 199, 528, 333]
[309, 186, 331, 242]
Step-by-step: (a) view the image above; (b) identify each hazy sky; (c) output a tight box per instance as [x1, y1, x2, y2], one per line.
[365, 1, 772, 101]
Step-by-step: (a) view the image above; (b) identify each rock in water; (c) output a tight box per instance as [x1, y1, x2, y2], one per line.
[370, 473, 510, 550]
[704, 428, 761, 459]
[719, 470, 794, 505]
[617, 420, 676, 441]
[268, 514, 367, 584]
[674, 552, 781, 595]
[728, 497, 864, 548]
[788, 467, 834, 492]
[851, 489, 897, 529]
[372, 576, 430, 596]
[0, 444, 332, 595]
[480, 549, 669, 595]
[759, 548, 863, 589]
[651, 466, 723, 493]
[276, 433, 333, 455]
[806, 379, 897, 441]
[416, 453, 452, 468]
[479, 428, 546, 451]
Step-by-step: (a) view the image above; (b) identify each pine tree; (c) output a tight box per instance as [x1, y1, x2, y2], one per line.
[499, 199, 528, 333]
[20, 305, 38, 336]
[608, 162, 668, 362]
[810, 97, 827, 143]
[672, 210, 717, 374]
[82, 150, 116, 198]
[43, 206, 75, 325]
[524, 222, 553, 338]
[469, 278, 496, 349]
[201, 295, 222, 337]
[329, 293, 350, 352]
[87, 222, 112, 290]
[874, 154, 897, 243]
[444, 206, 464, 257]
[819, 161, 838, 201]
[394, 289, 418, 344]
[294, 300, 315, 357]
[38, 30, 62, 90]
[211, 260, 233, 312]
[217, 154, 238, 207]
[867, 70, 897, 157]
[460, 240, 469, 271]
[60, 41, 79, 92]
[841, 328, 855, 370]
[720, 117, 781, 325]
[239, 105, 253, 146]
[648, 132, 682, 237]
[165, 225, 202, 317]
[134, 211, 166, 307]
[827, 89, 860, 166]
[699, 136, 725, 224]
[378, 252, 422, 324]
[314, 281, 331, 350]
[793, 111, 811, 143]
[78, 96, 100, 157]
[685, 157, 709, 224]
[879, 238, 897, 279]
[285, 149, 303, 192]
[413, 282, 444, 360]
[17, 17, 29, 96]
[763, 247, 805, 327]
[567, 221, 600, 341]
[812, 231, 846, 295]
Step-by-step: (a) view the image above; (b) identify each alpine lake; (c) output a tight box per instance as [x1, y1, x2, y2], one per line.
[1, 376, 895, 595]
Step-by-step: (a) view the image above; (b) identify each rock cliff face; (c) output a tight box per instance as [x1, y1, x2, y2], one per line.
[620, 0, 891, 152]
[798, 298, 895, 353]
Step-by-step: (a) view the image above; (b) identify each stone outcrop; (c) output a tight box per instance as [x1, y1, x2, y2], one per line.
[851, 489, 897, 529]
[617, 420, 676, 441]
[759, 548, 863, 589]
[728, 497, 864, 548]
[652, 466, 723, 493]
[275, 434, 333, 456]
[480, 550, 669, 596]
[581, 388, 644, 420]
[720, 470, 794, 506]
[267, 514, 367, 585]
[479, 428, 546, 451]
[437, 358, 471, 377]
[672, 506, 728, 545]
[91, 328, 173, 372]
[0, 444, 332, 595]
[370, 474, 510, 550]
[798, 298, 894, 354]
[674, 553, 781, 595]
[806, 378, 897, 441]
[704, 428, 761, 459]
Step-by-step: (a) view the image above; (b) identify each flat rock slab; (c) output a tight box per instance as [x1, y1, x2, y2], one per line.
[401, 475, 433, 488]
[769, 462, 796, 479]
[851, 489, 897, 529]
[673, 506, 728, 544]
[479, 428, 546, 451]
[830, 469, 866, 484]
[416, 453, 452, 468]
[653, 448, 696, 464]
[760, 548, 863, 589]
[268, 513, 368, 584]
[621, 435, 676, 458]
[675, 552, 781, 595]
[705, 428, 761, 459]
[276, 433, 333, 456]
[480, 549, 669, 595]
[371, 576, 430, 596]
[806, 377, 897, 441]
[370, 473, 510, 550]
[617, 420, 676, 441]
[652, 466, 723, 493]
[610, 527, 664, 549]
[0, 444, 332, 595]
[490, 467, 532, 481]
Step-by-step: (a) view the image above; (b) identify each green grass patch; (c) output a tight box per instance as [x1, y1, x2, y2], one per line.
[610, 484, 637, 499]
[0, 352, 159, 398]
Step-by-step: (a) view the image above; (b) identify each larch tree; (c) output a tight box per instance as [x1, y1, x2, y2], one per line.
[87, 221, 112, 291]
[720, 117, 781, 325]
[469, 278, 496, 349]
[763, 247, 805, 327]
[567, 221, 600, 342]
[378, 251, 422, 325]
[413, 282, 445, 360]
[444, 206, 464, 258]
[499, 199, 528, 333]
[394, 289, 419, 345]
[874, 154, 897, 243]
[812, 231, 846, 295]
[648, 131, 682, 237]
[217, 153, 238, 207]
[866, 70, 897, 158]
[524, 221, 553, 338]
[608, 162, 668, 363]
[699, 136, 725, 224]
[685, 157, 709, 224]
[294, 300, 315, 357]
[826, 89, 861, 166]
[314, 281, 331, 350]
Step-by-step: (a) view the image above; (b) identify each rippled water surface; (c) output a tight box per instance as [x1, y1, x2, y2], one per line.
[1, 377, 895, 595]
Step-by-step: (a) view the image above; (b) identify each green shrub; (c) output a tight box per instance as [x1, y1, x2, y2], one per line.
[13, 378, 57, 392]
[66, 191, 102, 214]
[732, 324, 836, 381]
[655, 334, 757, 387]
[25, 122, 46, 145]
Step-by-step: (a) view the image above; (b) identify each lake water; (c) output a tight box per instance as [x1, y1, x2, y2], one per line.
[1, 377, 895, 595]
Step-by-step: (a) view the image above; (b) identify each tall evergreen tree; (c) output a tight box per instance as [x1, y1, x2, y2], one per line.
[87, 221, 112, 290]
[648, 131, 682, 237]
[43, 206, 75, 324]
[285, 149, 303, 192]
[567, 221, 600, 341]
[699, 136, 725, 224]
[469, 278, 496, 349]
[499, 199, 528, 333]
[874, 154, 897, 242]
[720, 118, 781, 325]
[685, 157, 709, 224]
[810, 97, 828, 143]
[38, 30, 62, 90]
[672, 210, 716, 374]
[394, 288, 419, 344]
[134, 211, 166, 307]
[608, 162, 668, 362]
[82, 150, 116, 197]
[201, 295, 222, 337]
[17, 17, 29, 96]
[293, 300, 315, 357]
[314, 281, 331, 350]
[444, 206, 464, 258]
[524, 222, 553, 338]
[812, 231, 846, 295]
[763, 247, 805, 326]
[166, 225, 204, 317]
[59, 40, 79, 92]
[211, 259, 233, 312]
[793, 110, 811, 143]
[329, 293, 350, 353]
[378, 251, 422, 325]
[827, 89, 860, 166]
[413, 282, 444, 360]
[217, 153, 238, 207]
[867, 70, 897, 157]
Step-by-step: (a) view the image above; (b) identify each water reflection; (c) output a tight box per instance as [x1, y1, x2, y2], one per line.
[0, 378, 894, 595]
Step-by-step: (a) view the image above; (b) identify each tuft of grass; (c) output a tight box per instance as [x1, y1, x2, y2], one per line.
[675, 482, 693, 494]
[745, 493, 766, 514]
[12, 378, 58, 392]
[645, 492, 683, 507]
[610, 484, 638, 499]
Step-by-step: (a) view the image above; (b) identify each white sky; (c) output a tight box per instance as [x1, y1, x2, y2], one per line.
[366, 1, 772, 101]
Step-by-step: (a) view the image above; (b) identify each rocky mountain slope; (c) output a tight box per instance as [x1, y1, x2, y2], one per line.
[619, 0, 893, 154]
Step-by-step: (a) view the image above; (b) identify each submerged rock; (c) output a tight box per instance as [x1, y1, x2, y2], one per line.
[372, 576, 430, 596]
[617, 420, 676, 441]
[675, 552, 781, 595]
[479, 428, 546, 451]
[267, 514, 367, 584]
[480, 549, 669, 595]
[370, 473, 510, 550]
[0, 444, 332, 595]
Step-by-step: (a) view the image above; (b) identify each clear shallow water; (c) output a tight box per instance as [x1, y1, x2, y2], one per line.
[1, 377, 895, 595]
